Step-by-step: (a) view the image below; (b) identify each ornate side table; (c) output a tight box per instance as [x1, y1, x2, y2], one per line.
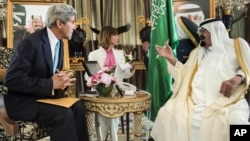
[81, 91, 151, 141]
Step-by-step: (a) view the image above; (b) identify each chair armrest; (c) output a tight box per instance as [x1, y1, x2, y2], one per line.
[0, 69, 7, 82]
[0, 85, 7, 95]
[0, 95, 19, 136]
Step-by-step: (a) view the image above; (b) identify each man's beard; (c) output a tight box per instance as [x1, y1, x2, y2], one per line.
[34, 28, 42, 32]
[34, 26, 43, 32]
[199, 35, 206, 47]
[200, 41, 206, 47]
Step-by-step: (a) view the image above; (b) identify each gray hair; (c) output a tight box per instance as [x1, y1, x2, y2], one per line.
[45, 3, 77, 27]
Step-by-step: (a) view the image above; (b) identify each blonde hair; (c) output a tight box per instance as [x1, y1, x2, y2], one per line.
[98, 26, 118, 49]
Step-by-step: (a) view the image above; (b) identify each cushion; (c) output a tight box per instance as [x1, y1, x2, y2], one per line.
[0, 85, 7, 95]
[0, 84, 50, 140]
[0, 121, 50, 141]
[0, 47, 14, 69]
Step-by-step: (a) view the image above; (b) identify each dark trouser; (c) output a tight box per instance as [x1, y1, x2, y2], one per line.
[36, 100, 89, 141]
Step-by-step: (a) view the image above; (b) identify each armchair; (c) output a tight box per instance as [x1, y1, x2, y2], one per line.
[0, 47, 50, 140]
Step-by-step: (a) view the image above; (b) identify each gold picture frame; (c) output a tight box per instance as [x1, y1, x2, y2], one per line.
[173, 0, 215, 23]
[7, 0, 70, 70]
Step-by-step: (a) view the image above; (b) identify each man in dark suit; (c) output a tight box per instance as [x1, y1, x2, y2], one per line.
[139, 20, 151, 70]
[3, 4, 89, 141]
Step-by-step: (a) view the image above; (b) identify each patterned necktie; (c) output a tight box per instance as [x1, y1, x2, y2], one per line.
[53, 41, 60, 74]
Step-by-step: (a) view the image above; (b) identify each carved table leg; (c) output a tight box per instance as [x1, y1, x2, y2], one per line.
[134, 111, 143, 141]
[95, 113, 103, 141]
[86, 111, 94, 141]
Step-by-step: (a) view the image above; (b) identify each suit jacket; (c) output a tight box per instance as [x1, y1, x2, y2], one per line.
[88, 47, 135, 81]
[3, 27, 64, 120]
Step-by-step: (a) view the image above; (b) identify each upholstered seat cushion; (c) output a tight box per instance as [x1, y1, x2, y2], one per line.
[0, 47, 13, 69]
[0, 84, 7, 95]
[0, 121, 50, 141]
[0, 85, 50, 141]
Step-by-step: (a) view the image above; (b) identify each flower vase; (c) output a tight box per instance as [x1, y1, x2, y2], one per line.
[95, 84, 113, 97]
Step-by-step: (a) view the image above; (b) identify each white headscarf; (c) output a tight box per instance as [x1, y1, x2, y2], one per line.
[175, 3, 205, 26]
[199, 19, 233, 53]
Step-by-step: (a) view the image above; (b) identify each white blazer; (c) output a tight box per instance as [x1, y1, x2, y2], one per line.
[87, 46, 135, 81]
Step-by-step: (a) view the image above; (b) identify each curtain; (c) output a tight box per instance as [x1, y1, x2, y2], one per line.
[230, 8, 246, 38]
[215, 6, 246, 39]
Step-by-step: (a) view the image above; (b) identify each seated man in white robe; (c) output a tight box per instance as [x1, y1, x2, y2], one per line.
[151, 18, 250, 141]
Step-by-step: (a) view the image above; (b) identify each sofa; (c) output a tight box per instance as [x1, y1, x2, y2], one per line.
[0, 47, 50, 141]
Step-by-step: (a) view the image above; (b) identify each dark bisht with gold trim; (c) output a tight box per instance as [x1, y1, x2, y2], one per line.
[139, 20, 151, 70]
[68, 26, 87, 58]
[139, 22, 151, 43]
[176, 16, 200, 63]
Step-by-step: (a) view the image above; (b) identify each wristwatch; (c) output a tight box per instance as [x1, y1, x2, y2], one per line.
[236, 74, 245, 84]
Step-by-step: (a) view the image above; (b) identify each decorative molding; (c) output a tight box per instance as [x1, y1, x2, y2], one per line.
[84, 100, 151, 118]
[9, 0, 65, 2]
[82, 92, 151, 118]
[83, 92, 151, 141]
[137, 15, 146, 34]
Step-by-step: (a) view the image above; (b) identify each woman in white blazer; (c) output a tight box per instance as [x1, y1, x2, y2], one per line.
[87, 26, 135, 141]
[88, 45, 134, 82]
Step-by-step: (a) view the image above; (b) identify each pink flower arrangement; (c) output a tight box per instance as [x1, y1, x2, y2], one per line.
[87, 70, 117, 87]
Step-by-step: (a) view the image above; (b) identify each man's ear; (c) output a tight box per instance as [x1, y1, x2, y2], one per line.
[56, 19, 62, 28]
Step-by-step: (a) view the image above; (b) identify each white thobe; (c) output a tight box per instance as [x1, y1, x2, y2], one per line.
[151, 38, 250, 141]
[190, 47, 250, 141]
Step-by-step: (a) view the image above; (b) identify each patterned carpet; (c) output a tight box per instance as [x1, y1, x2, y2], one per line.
[38, 113, 154, 141]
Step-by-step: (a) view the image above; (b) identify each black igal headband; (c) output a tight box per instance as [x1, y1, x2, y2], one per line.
[199, 18, 221, 27]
